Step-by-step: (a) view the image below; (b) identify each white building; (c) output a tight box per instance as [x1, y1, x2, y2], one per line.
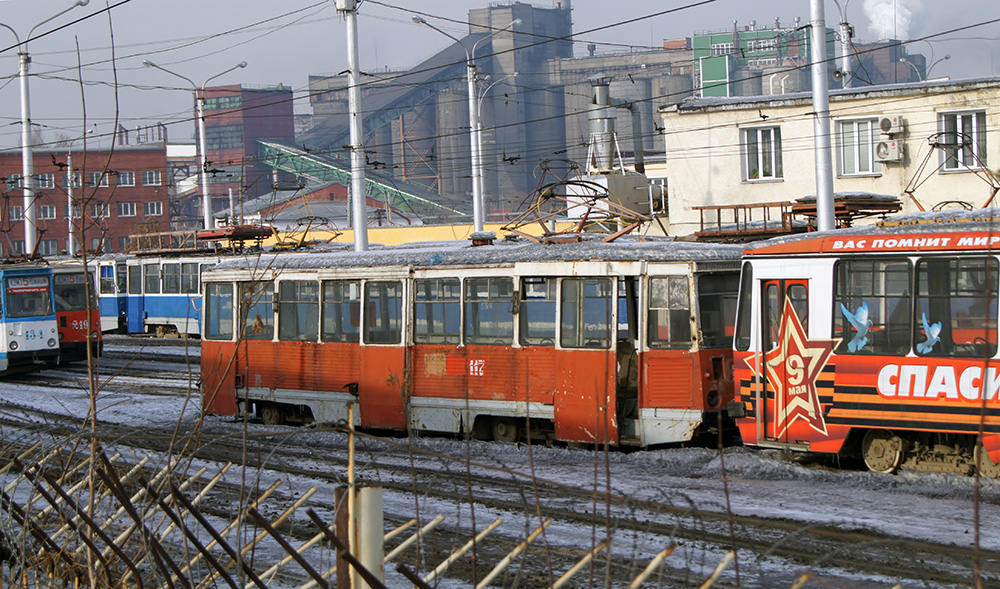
[655, 77, 1000, 236]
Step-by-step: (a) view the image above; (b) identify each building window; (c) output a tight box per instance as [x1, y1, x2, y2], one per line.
[118, 171, 135, 186]
[118, 237, 130, 251]
[63, 172, 81, 187]
[940, 110, 987, 171]
[205, 124, 244, 151]
[39, 205, 56, 220]
[92, 203, 110, 218]
[741, 126, 783, 181]
[7, 174, 22, 189]
[710, 42, 734, 55]
[204, 95, 242, 111]
[142, 170, 161, 186]
[91, 237, 105, 252]
[36, 173, 54, 189]
[118, 202, 136, 217]
[9, 206, 22, 221]
[64, 205, 81, 219]
[12, 241, 24, 254]
[89, 172, 108, 187]
[144, 201, 163, 216]
[838, 118, 881, 176]
[39, 239, 58, 256]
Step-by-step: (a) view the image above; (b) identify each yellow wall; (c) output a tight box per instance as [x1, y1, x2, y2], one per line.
[266, 222, 582, 247]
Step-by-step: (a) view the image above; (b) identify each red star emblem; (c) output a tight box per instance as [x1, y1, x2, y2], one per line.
[764, 298, 839, 438]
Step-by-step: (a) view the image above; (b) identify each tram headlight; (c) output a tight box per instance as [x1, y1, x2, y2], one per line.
[91, 331, 99, 340]
[8, 341, 17, 351]
[47, 338, 56, 348]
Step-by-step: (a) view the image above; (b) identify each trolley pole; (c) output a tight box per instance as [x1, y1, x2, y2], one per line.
[338, 0, 369, 252]
[810, 0, 836, 232]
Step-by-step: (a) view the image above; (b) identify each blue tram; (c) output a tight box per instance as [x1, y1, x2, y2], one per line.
[0, 263, 60, 372]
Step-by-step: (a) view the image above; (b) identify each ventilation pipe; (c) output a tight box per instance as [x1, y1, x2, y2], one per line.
[587, 73, 645, 174]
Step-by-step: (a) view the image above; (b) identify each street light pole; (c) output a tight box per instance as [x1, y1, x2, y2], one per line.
[900, 54, 950, 81]
[143, 60, 247, 231]
[413, 16, 520, 233]
[0, 0, 90, 257]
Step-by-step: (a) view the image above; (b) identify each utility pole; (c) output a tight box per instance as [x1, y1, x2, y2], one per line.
[339, 0, 369, 251]
[810, 0, 836, 232]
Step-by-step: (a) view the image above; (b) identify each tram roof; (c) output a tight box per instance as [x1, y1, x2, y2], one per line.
[747, 208, 1000, 255]
[209, 235, 744, 273]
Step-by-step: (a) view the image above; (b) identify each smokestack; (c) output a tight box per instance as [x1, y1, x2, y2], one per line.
[588, 74, 615, 173]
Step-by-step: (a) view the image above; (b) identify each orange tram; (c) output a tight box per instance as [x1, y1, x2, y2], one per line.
[731, 212, 1000, 477]
[200, 236, 742, 447]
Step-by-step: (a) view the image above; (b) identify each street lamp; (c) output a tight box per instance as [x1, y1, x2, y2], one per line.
[899, 55, 949, 82]
[143, 59, 247, 231]
[476, 72, 516, 222]
[412, 15, 520, 233]
[0, 0, 90, 256]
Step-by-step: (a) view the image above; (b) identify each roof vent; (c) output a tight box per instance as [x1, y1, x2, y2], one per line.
[470, 231, 496, 246]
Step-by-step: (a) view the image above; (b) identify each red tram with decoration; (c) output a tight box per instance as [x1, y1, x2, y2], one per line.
[731, 212, 1000, 476]
[200, 236, 742, 446]
[51, 262, 102, 363]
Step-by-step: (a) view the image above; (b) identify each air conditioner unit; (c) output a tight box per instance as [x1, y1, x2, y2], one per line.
[879, 114, 903, 135]
[875, 140, 903, 162]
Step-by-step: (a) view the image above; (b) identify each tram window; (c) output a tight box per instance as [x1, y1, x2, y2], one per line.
[204, 283, 234, 340]
[698, 273, 741, 349]
[99, 266, 115, 294]
[321, 280, 360, 343]
[519, 277, 555, 346]
[54, 273, 88, 312]
[116, 264, 127, 293]
[128, 265, 142, 295]
[834, 259, 911, 355]
[734, 264, 753, 352]
[561, 277, 612, 349]
[916, 257, 998, 358]
[618, 277, 638, 341]
[278, 281, 319, 342]
[765, 283, 781, 350]
[162, 263, 180, 294]
[181, 263, 199, 294]
[648, 276, 692, 349]
[143, 264, 160, 294]
[413, 278, 459, 345]
[240, 282, 274, 340]
[5, 276, 52, 318]
[364, 281, 403, 345]
[465, 277, 513, 345]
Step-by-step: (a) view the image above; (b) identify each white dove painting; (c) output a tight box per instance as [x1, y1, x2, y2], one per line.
[917, 312, 943, 354]
[840, 302, 872, 352]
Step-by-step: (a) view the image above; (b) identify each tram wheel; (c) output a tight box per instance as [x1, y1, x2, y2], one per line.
[974, 444, 1000, 479]
[491, 417, 519, 443]
[861, 429, 903, 474]
[260, 403, 285, 426]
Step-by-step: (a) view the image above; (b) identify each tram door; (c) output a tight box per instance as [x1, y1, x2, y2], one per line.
[358, 280, 407, 430]
[760, 279, 809, 442]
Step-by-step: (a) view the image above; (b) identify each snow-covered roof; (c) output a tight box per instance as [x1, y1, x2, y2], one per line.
[211, 235, 744, 273]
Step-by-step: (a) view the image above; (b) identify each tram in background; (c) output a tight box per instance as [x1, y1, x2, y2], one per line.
[0, 262, 59, 373]
[92, 254, 219, 337]
[731, 212, 1000, 477]
[51, 262, 102, 363]
[200, 236, 742, 447]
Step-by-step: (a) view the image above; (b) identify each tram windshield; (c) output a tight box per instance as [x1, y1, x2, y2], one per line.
[5, 276, 53, 318]
[53, 273, 91, 312]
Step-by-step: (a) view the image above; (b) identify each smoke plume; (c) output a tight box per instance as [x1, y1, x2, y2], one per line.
[863, 0, 923, 40]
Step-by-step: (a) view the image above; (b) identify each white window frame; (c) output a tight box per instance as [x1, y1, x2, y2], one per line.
[144, 201, 163, 216]
[118, 171, 135, 187]
[939, 110, 987, 172]
[39, 239, 58, 256]
[118, 202, 136, 217]
[837, 117, 881, 177]
[36, 173, 54, 189]
[92, 203, 110, 218]
[7, 174, 22, 189]
[741, 126, 783, 181]
[89, 172, 108, 187]
[64, 172, 81, 188]
[9, 205, 22, 221]
[39, 205, 56, 220]
[142, 170, 161, 186]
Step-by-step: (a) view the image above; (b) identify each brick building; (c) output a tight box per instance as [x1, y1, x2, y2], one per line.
[197, 84, 295, 224]
[0, 143, 169, 256]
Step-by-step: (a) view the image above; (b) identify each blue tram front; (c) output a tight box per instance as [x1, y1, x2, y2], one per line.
[0, 264, 59, 372]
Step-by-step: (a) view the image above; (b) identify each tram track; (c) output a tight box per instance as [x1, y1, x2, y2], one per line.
[1, 341, 998, 587]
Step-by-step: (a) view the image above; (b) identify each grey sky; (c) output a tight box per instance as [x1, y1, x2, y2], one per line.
[0, 0, 996, 151]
